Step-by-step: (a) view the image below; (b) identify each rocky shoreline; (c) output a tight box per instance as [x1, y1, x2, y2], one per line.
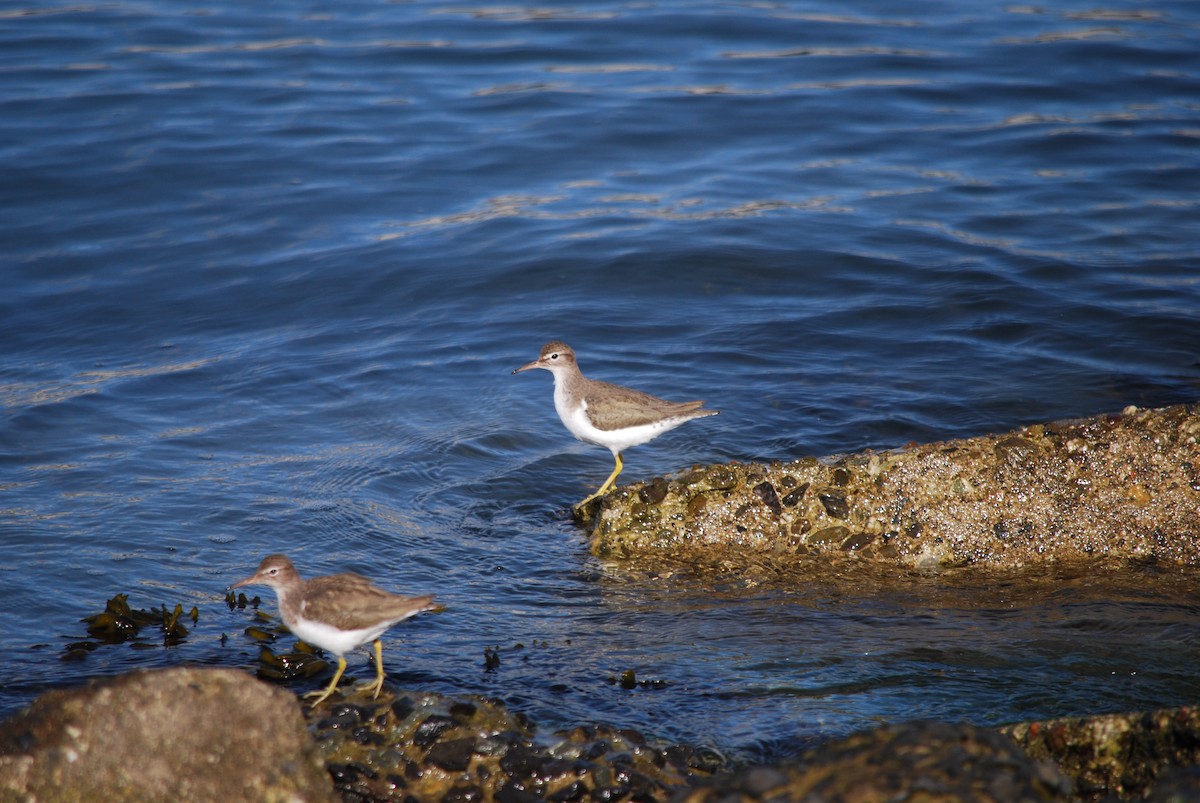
[5, 402, 1199, 800]
[2, 667, 1198, 801]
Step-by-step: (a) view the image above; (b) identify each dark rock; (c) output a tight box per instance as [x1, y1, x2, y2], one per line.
[994, 435, 1042, 466]
[1003, 705, 1200, 800]
[427, 737, 476, 772]
[840, 531, 875, 551]
[639, 477, 670, 505]
[806, 525, 849, 546]
[682, 721, 1073, 802]
[500, 742, 543, 777]
[817, 490, 850, 519]
[752, 482, 782, 516]
[320, 702, 369, 730]
[391, 696, 416, 721]
[1148, 763, 1200, 801]
[495, 780, 540, 803]
[449, 701, 478, 721]
[413, 714, 459, 748]
[781, 482, 809, 507]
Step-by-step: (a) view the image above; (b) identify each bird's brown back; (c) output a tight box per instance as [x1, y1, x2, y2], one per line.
[299, 573, 436, 631]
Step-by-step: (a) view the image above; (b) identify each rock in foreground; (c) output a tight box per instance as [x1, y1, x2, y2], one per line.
[680, 721, 1074, 803]
[3, 668, 1199, 802]
[1003, 705, 1200, 801]
[0, 667, 335, 802]
[308, 688, 727, 801]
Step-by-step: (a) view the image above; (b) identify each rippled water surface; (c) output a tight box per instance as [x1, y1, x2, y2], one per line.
[2, 0, 1199, 759]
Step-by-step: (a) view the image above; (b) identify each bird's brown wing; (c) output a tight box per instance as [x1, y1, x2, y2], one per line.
[585, 380, 712, 431]
[302, 574, 435, 631]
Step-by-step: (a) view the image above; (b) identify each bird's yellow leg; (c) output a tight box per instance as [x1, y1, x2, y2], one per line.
[304, 655, 347, 706]
[576, 453, 623, 508]
[370, 639, 386, 698]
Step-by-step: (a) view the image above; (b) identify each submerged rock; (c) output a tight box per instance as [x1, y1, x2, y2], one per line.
[584, 403, 1200, 571]
[0, 666, 335, 802]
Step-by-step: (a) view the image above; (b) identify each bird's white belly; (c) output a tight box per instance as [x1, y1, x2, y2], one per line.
[288, 612, 389, 657]
[556, 391, 680, 453]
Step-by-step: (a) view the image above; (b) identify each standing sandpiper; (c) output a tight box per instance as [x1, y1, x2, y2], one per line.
[513, 341, 718, 508]
[229, 554, 435, 706]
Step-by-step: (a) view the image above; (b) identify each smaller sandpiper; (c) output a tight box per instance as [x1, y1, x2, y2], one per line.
[229, 554, 435, 706]
[513, 341, 718, 509]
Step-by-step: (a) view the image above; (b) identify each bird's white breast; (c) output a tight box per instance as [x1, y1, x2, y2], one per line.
[287, 600, 396, 656]
[556, 386, 684, 454]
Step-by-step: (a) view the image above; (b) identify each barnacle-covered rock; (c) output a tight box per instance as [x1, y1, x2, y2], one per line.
[585, 403, 1200, 571]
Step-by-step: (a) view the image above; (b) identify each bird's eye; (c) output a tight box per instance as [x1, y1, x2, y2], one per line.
[550, 352, 559, 360]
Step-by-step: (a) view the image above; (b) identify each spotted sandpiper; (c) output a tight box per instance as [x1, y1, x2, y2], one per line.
[229, 554, 435, 706]
[513, 341, 718, 508]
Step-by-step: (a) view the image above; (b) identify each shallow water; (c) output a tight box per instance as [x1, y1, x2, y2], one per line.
[2, 0, 1200, 760]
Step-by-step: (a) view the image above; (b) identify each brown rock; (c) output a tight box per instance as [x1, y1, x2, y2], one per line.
[588, 403, 1200, 571]
[679, 721, 1074, 802]
[0, 667, 335, 802]
[1002, 705, 1200, 800]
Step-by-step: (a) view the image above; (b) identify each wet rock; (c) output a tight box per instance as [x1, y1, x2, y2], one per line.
[781, 482, 808, 507]
[679, 721, 1074, 802]
[413, 713, 459, 748]
[817, 490, 849, 519]
[0, 667, 334, 802]
[807, 525, 849, 546]
[311, 688, 727, 801]
[840, 531, 875, 551]
[6, 671, 1200, 802]
[1002, 705, 1200, 800]
[995, 435, 1042, 466]
[830, 466, 852, 486]
[639, 476, 670, 505]
[588, 403, 1200, 572]
[752, 482, 782, 516]
[1149, 764, 1200, 802]
[426, 737, 476, 772]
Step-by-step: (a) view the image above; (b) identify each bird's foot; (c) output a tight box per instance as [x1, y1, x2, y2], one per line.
[351, 678, 387, 699]
[301, 685, 339, 706]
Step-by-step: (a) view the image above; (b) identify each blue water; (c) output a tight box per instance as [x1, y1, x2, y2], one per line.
[3, 0, 1200, 760]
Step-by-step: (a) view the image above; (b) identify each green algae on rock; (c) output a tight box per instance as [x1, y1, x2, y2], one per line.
[582, 403, 1200, 570]
[1002, 705, 1200, 801]
[307, 687, 727, 801]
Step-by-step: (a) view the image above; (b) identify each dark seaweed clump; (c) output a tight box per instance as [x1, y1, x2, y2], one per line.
[63, 593, 197, 660]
